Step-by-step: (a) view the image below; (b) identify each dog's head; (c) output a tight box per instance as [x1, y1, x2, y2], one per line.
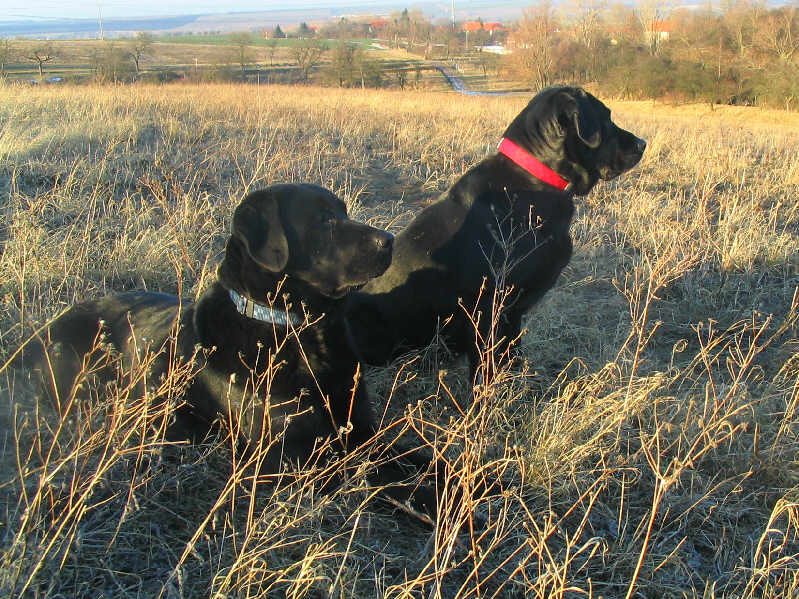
[502, 86, 646, 195]
[224, 184, 393, 300]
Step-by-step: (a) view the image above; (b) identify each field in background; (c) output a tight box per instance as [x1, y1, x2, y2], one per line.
[2, 84, 799, 598]
[4, 38, 455, 90]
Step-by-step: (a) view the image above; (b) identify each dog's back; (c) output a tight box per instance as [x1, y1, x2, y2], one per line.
[33, 292, 189, 421]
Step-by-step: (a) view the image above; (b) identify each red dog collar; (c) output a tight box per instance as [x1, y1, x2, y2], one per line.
[497, 138, 571, 191]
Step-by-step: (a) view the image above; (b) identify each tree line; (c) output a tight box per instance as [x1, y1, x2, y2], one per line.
[299, 2, 799, 108]
[504, 0, 799, 109]
[0, 32, 156, 82]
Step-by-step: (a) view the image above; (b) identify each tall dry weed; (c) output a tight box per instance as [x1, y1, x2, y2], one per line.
[1, 83, 799, 598]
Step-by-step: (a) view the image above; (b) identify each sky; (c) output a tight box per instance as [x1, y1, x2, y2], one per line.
[1, 0, 403, 21]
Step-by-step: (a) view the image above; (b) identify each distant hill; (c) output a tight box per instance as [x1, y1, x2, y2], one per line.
[0, 9, 338, 39]
[0, 15, 200, 38]
[0, 2, 529, 39]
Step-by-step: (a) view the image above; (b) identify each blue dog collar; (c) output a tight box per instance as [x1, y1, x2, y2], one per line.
[228, 288, 301, 327]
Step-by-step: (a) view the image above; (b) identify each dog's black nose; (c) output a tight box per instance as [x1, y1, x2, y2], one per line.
[636, 138, 647, 154]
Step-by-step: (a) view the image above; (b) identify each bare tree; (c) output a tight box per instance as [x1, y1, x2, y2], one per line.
[93, 41, 135, 82]
[475, 47, 499, 78]
[327, 42, 357, 86]
[291, 39, 325, 81]
[753, 5, 799, 62]
[506, 2, 559, 90]
[325, 42, 382, 88]
[395, 69, 407, 89]
[564, 0, 606, 49]
[635, 0, 673, 54]
[721, 0, 762, 58]
[228, 32, 254, 75]
[265, 38, 278, 66]
[128, 31, 154, 74]
[406, 8, 430, 49]
[606, 3, 639, 46]
[0, 38, 14, 78]
[25, 43, 57, 80]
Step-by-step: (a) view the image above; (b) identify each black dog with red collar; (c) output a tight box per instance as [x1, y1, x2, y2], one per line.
[348, 86, 646, 380]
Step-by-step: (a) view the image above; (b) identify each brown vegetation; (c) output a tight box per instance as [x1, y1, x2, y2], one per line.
[2, 83, 799, 598]
[505, 0, 799, 108]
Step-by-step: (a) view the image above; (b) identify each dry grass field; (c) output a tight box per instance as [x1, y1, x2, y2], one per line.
[2, 82, 799, 598]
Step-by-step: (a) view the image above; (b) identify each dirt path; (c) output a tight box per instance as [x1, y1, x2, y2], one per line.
[434, 63, 522, 96]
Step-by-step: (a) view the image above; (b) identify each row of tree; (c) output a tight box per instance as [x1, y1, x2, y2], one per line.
[0, 30, 366, 86]
[0, 32, 155, 81]
[271, 1, 799, 107]
[504, 0, 799, 108]
[268, 9, 507, 60]
[227, 37, 417, 89]
[256, 2, 799, 107]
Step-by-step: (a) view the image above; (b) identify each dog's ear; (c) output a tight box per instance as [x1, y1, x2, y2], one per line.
[231, 190, 289, 272]
[556, 90, 602, 149]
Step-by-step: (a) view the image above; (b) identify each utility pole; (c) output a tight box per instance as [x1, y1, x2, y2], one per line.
[451, 0, 455, 29]
[98, 1, 104, 40]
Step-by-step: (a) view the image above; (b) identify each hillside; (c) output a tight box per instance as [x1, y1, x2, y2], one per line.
[2, 83, 799, 598]
[0, 2, 527, 38]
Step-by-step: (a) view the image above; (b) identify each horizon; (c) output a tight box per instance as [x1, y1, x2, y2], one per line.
[3, 0, 458, 22]
[0, 0, 530, 39]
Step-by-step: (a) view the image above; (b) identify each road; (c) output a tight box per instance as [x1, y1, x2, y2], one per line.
[434, 63, 519, 96]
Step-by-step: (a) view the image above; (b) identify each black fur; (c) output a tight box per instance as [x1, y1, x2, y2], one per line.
[348, 86, 646, 377]
[34, 183, 435, 511]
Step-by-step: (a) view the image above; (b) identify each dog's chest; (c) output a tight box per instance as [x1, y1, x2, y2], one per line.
[506, 190, 574, 234]
[248, 325, 359, 402]
[480, 192, 574, 259]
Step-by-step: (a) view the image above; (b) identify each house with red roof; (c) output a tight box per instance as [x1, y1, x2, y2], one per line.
[462, 21, 505, 35]
[645, 20, 671, 42]
[483, 22, 504, 33]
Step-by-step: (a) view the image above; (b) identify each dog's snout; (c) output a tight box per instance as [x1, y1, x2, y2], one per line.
[635, 138, 647, 154]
